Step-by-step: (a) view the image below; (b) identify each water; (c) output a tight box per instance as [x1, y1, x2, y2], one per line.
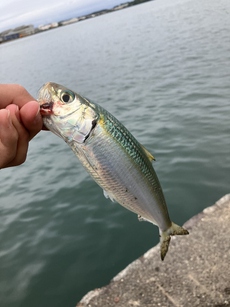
[0, 0, 230, 306]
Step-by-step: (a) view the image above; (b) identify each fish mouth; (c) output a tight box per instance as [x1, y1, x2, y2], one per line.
[38, 82, 54, 116]
[40, 102, 54, 115]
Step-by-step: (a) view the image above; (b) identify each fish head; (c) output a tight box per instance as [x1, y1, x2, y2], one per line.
[38, 82, 98, 144]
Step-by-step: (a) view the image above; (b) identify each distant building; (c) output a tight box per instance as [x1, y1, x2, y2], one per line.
[60, 18, 79, 26]
[113, 3, 129, 10]
[50, 22, 58, 28]
[0, 25, 35, 42]
[15, 25, 35, 37]
[1, 29, 19, 41]
[38, 22, 58, 31]
[38, 24, 51, 31]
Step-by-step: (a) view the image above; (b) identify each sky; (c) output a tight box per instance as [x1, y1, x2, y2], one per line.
[0, 0, 130, 32]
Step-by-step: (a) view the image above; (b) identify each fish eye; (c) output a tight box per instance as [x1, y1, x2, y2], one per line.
[60, 90, 75, 103]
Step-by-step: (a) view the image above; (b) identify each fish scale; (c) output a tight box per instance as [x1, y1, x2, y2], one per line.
[97, 108, 166, 212]
[38, 82, 189, 260]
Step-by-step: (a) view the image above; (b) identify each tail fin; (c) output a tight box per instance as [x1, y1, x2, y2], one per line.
[160, 222, 189, 261]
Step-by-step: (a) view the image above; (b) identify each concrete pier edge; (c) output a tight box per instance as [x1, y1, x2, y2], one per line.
[77, 194, 230, 307]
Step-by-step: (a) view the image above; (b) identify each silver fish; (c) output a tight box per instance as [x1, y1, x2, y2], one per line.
[38, 82, 189, 260]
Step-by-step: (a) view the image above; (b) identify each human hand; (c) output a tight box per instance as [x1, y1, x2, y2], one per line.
[0, 84, 43, 168]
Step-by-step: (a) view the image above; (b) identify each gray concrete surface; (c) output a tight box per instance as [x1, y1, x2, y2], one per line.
[77, 194, 230, 307]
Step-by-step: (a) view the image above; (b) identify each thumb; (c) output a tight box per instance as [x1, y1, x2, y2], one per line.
[20, 101, 43, 140]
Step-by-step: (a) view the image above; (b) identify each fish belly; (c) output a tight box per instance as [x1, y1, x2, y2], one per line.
[71, 118, 172, 232]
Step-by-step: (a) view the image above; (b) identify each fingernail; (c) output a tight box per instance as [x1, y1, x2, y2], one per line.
[15, 105, 21, 122]
[6, 104, 21, 122]
[6, 109, 13, 126]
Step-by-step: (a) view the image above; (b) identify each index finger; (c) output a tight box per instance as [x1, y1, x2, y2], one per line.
[0, 84, 35, 109]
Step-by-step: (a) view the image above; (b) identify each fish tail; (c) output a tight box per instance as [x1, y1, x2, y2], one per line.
[160, 222, 189, 261]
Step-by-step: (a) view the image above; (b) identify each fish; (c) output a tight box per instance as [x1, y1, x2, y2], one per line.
[38, 82, 189, 260]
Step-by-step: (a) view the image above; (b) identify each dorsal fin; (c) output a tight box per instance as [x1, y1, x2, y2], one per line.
[140, 144, 155, 162]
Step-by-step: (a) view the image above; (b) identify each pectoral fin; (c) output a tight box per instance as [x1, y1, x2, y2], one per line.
[103, 189, 115, 202]
[138, 215, 157, 225]
[138, 215, 147, 222]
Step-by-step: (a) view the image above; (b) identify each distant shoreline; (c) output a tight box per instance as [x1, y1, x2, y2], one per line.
[0, 0, 152, 44]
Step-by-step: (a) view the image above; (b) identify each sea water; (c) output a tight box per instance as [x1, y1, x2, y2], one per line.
[0, 0, 230, 306]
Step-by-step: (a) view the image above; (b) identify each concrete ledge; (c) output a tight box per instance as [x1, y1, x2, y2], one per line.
[77, 194, 230, 307]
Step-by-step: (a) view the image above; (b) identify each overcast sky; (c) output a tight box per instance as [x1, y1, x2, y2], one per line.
[0, 0, 130, 32]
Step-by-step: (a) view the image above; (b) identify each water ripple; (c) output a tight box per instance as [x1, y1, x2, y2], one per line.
[0, 0, 230, 306]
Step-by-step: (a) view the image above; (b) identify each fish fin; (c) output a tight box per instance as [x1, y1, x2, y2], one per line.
[103, 189, 115, 202]
[138, 215, 158, 225]
[138, 215, 147, 222]
[140, 144, 155, 162]
[160, 222, 189, 261]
